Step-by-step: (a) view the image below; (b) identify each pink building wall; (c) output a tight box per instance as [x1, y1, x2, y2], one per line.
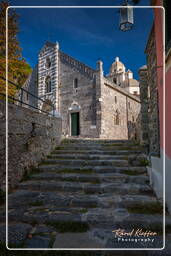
[154, 0, 171, 158]
[165, 68, 171, 158]
[151, 0, 171, 213]
[153, 1, 164, 150]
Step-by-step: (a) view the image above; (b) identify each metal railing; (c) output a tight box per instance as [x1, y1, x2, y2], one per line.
[0, 76, 55, 116]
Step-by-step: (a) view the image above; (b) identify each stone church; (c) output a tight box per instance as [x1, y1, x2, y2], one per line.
[24, 41, 140, 139]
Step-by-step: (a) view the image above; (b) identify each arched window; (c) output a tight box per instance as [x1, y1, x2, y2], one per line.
[114, 110, 120, 125]
[45, 76, 51, 93]
[73, 78, 78, 89]
[45, 57, 51, 69]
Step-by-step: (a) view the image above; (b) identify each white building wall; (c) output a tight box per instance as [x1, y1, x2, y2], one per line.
[129, 86, 140, 95]
[147, 149, 171, 214]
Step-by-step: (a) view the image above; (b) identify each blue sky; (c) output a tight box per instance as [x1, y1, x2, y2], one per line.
[9, 0, 153, 79]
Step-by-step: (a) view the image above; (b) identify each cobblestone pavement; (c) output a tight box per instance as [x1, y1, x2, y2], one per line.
[0, 138, 171, 255]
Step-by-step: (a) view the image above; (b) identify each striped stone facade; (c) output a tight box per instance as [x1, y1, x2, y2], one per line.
[38, 41, 59, 113]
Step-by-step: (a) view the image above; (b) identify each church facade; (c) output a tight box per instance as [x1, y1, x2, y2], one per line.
[26, 41, 141, 139]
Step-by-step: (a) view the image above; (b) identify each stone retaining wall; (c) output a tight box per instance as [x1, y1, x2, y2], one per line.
[0, 100, 62, 190]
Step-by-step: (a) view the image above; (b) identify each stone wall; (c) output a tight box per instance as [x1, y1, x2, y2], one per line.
[0, 101, 62, 190]
[59, 52, 100, 138]
[58, 51, 141, 140]
[101, 78, 141, 139]
[145, 26, 160, 153]
[138, 65, 149, 146]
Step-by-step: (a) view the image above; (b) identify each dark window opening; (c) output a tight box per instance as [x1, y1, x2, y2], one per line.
[45, 76, 51, 93]
[115, 96, 117, 103]
[46, 57, 51, 68]
[74, 78, 78, 89]
[113, 78, 117, 84]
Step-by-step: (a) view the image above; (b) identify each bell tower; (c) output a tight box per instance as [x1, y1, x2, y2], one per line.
[38, 41, 59, 114]
[107, 57, 126, 86]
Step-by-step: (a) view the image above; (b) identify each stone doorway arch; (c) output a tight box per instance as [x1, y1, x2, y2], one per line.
[68, 102, 81, 137]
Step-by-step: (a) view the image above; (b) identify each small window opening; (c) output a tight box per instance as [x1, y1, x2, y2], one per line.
[45, 57, 51, 68]
[114, 110, 120, 125]
[113, 78, 117, 84]
[45, 76, 51, 93]
[74, 78, 78, 89]
[115, 96, 117, 104]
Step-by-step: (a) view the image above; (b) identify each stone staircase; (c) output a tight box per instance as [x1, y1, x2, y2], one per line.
[1, 138, 171, 253]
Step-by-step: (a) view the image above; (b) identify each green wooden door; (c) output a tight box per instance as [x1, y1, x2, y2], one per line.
[71, 113, 79, 136]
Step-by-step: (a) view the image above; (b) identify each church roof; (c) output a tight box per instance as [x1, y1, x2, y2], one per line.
[121, 78, 139, 88]
[44, 41, 56, 48]
[39, 41, 57, 55]
[104, 77, 140, 103]
[139, 65, 147, 71]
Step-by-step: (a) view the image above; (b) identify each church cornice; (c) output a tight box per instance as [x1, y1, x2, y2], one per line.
[59, 50, 96, 79]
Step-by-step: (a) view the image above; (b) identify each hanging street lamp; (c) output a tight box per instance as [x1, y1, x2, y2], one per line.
[119, 0, 134, 32]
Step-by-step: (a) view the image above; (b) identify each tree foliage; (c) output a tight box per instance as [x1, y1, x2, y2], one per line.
[0, 1, 32, 98]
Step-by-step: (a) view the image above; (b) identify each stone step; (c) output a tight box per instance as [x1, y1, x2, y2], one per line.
[8, 209, 171, 235]
[121, 194, 159, 206]
[7, 190, 99, 208]
[52, 229, 164, 249]
[115, 213, 171, 231]
[56, 145, 145, 151]
[52, 231, 105, 249]
[4, 221, 169, 249]
[3, 138, 165, 249]
[60, 142, 140, 148]
[7, 190, 157, 210]
[37, 165, 147, 174]
[61, 139, 140, 145]
[8, 203, 169, 226]
[51, 150, 144, 155]
[17, 181, 153, 195]
[41, 159, 129, 167]
[62, 139, 134, 144]
[47, 154, 131, 160]
[31, 172, 149, 185]
[7, 190, 158, 212]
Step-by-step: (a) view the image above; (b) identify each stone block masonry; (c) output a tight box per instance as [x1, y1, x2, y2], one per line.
[101, 78, 141, 140]
[0, 100, 62, 190]
[30, 41, 141, 139]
